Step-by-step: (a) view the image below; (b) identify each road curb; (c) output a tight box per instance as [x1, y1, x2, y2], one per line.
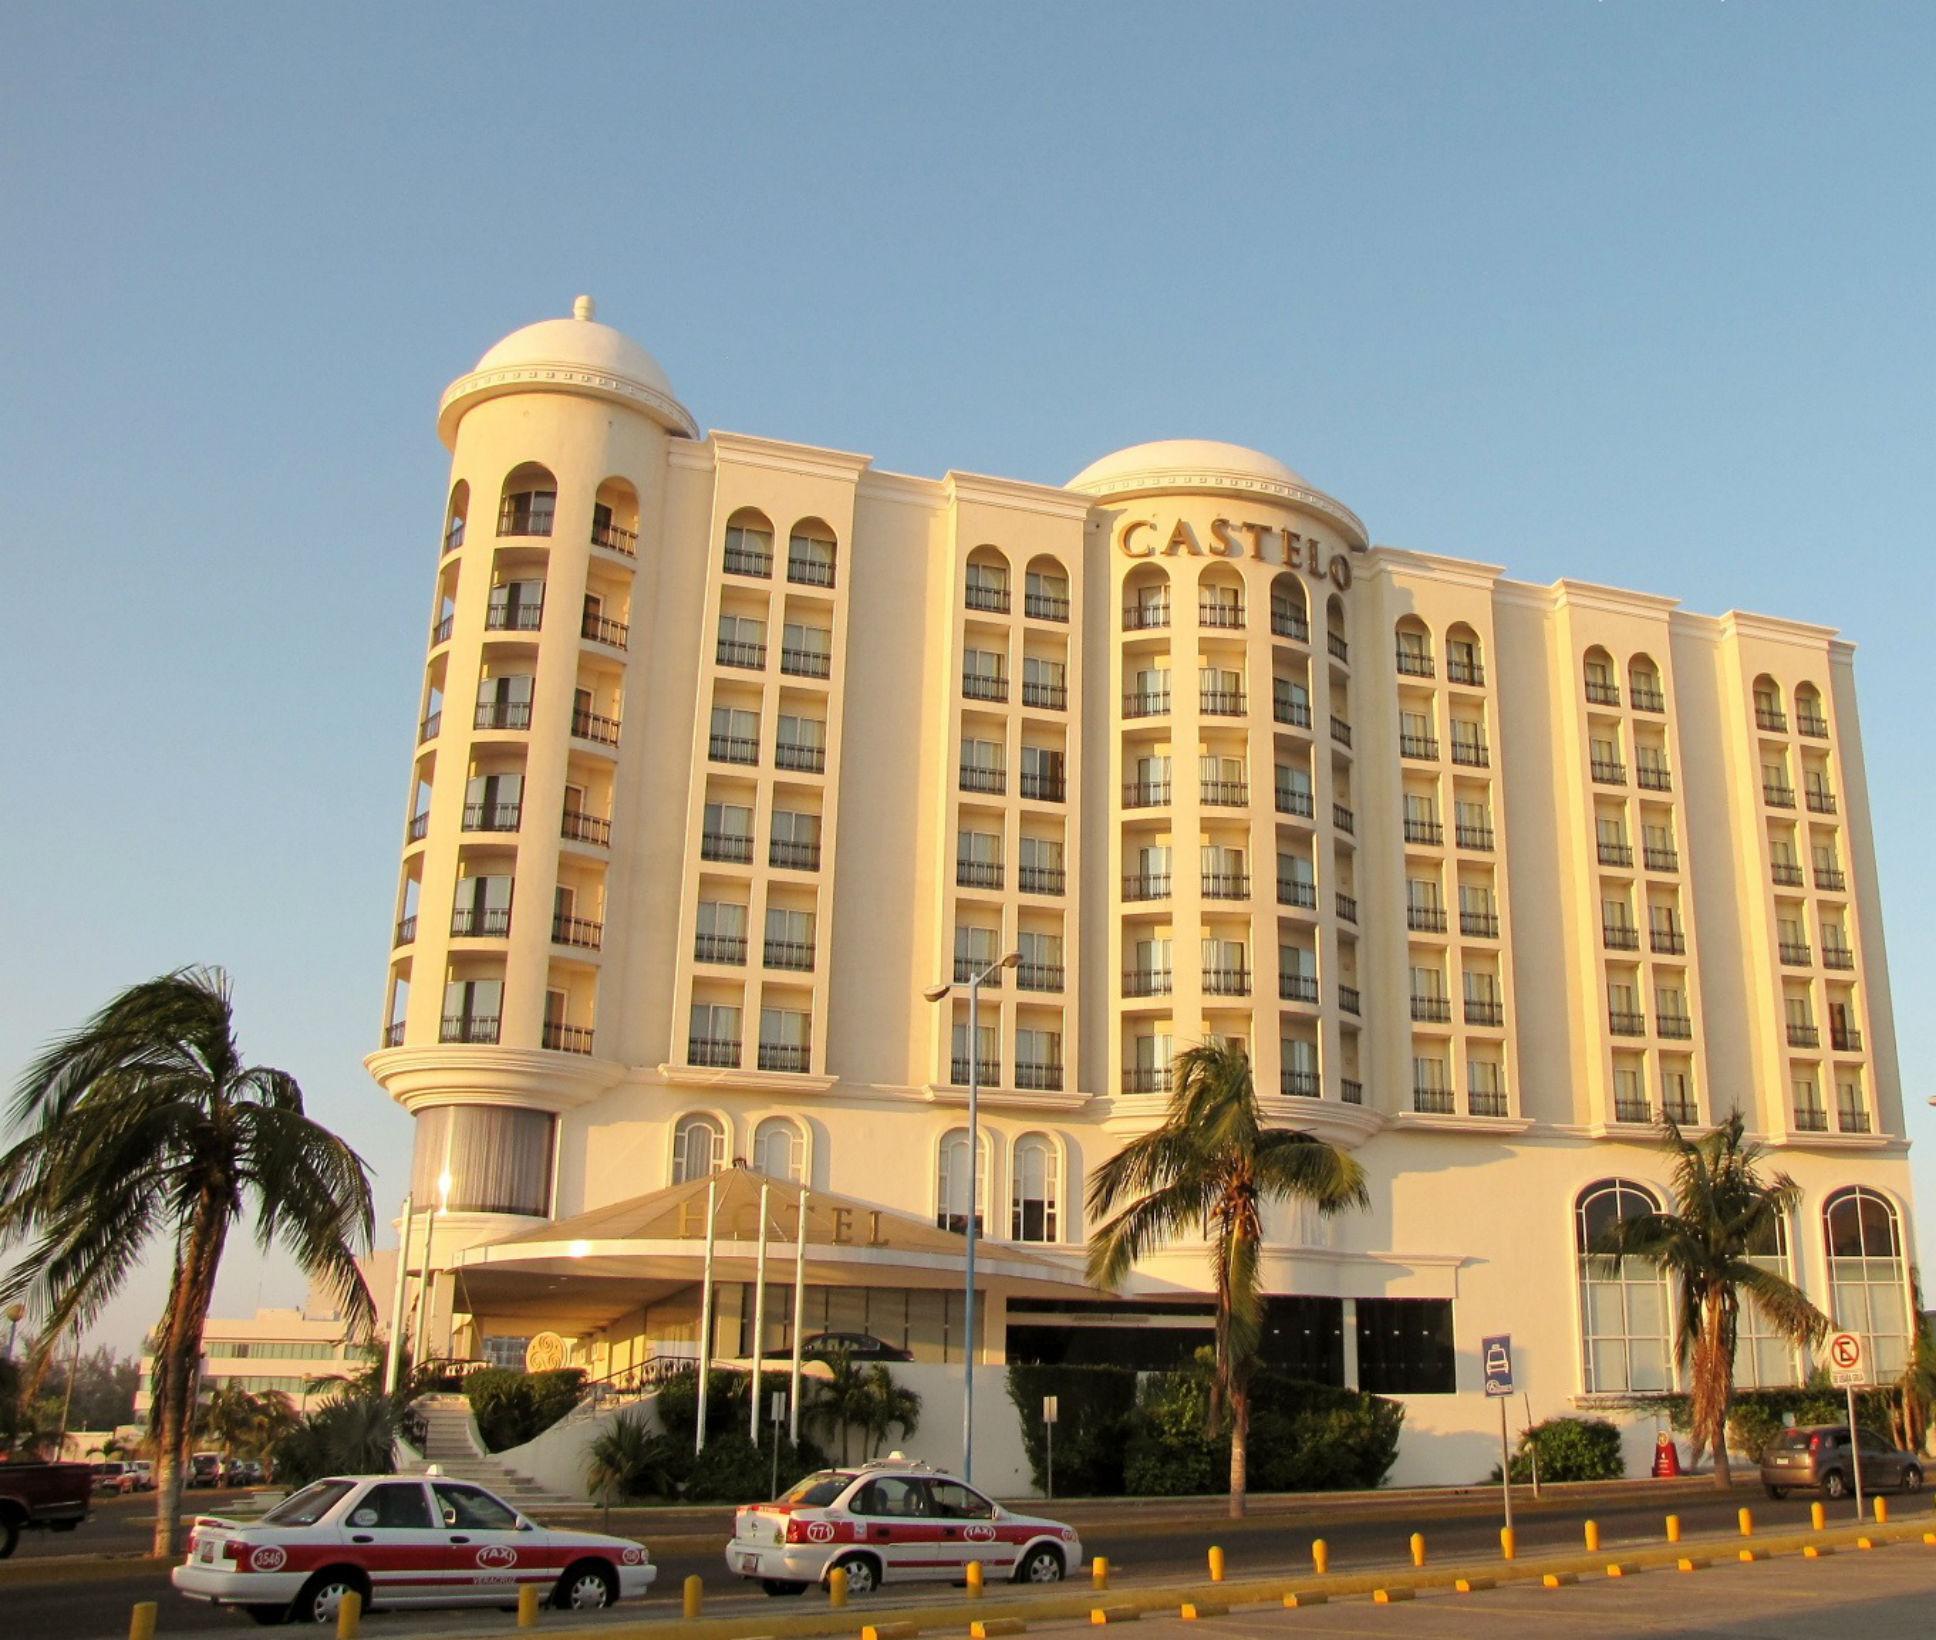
[0, 1554, 173, 1589]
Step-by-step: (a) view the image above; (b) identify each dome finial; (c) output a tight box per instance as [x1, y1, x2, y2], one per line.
[572, 294, 596, 321]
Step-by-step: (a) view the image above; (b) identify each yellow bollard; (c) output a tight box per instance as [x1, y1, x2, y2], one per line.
[683, 1574, 703, 1619]
[1875, 1497, 1890, 1525]
[1584, 1519, 1600, 1553]
[1811, 1501, 1826, 1531]
[336, 1589, 361, 1640]
[518, 1582, 541, 1628]
[1500, 1525, 1516, 1561]
[1311, 1538, 1329, 1575]
[967, 1560, 985, 1599]
[1665, 1514, 1682, 1544]
[1208, 1545, 1225, 1583]
[128, 1605, 158, 1640]
[829, 1566, 849, 1607]
[1410, 1532, 1426, 1567]
[1739, 1507, 1754, 1537]
[1091, 1555, 1109, 1591]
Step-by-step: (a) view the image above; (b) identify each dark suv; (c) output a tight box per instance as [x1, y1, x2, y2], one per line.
[1761, 1424, 1923, 1499]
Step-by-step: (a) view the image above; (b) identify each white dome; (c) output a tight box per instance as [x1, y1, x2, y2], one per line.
[1069, 438, 1308, 494]
[439, 295, 698, 445]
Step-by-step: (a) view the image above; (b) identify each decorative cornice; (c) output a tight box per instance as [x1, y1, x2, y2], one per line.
[918, 1081, 1095, 1114]
[1071, 467, 1368, 548]
[710, 430, 874, 484]
[1386, 1111, 1537, 1138]
[944, 471, 1097, 523]
[364, 1047, 627, 1111]
[438, 362, 699, 446]
[655, 1063, 840, 1095]
[1364, 547, 1507, 590]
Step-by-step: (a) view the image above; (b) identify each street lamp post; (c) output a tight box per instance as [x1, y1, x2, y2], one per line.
[924, 949, 1019, 1486]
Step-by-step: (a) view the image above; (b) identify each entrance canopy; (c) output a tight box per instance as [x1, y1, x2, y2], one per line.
[451, 1166, 1095, 1332]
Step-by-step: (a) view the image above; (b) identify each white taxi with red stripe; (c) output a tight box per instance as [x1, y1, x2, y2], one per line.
[727, 1457, 1080, 1596]
[172, 1473, 655, 1623]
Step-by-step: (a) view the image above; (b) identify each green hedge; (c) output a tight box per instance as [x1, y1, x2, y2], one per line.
[1497, 1417, 1625, 1483]
[462, 1368, 586, 1452]
[1644, 1385, 1898, 1461]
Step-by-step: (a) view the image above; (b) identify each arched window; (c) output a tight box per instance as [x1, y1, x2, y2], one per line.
[1024, 555, 1069, 622]
[966, 546, 1010, 613]
[1325, 594, 1347, 662]
[1576, 1179, 1671, 1392]
[1583, 646, 1618, 706]
[444, 481, 469, 554]
[1395, 616, 1433, 677]
[1011, 1133, 1060, 1243]
[1269, 572, 1308, 641]
[1628, 653, 1663, 712]
[1737, 1212, 1802, 1387]
[1123, 562, 1172, 631]
[752, 1116, 805, 1183]
[592, 478, 639, 555]
[1752, 673, 1786, 732]
[1795, 682, 1827, 738]
[498, 463, 556, 538]
[1446, 622, 1484, 687]
[1824, 1188, 1909, 1377]
[1198, 564, 1244, 629]
[723, 508, 774, 577]
[787, 518, 838, 589]
[671, 1113, 727, 1184]
[935, 1127, 988, 1235]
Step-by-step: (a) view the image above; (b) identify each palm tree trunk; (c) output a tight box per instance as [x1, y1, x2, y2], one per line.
[151, 1196, 229, 1557]
[1228, 1386, 1248, 1520]
[1696, 1287, 1732, 1490]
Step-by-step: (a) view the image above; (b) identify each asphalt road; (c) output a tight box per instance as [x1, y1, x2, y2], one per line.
[2, 1481, 1910, 1638]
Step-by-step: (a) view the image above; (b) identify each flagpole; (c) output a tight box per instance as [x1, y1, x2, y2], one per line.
[382, 1193, 414, 1396]
[788, 1187, 810, 1445]
[695, 1177, 719, 1457]
[750, 1179, 772, 1449]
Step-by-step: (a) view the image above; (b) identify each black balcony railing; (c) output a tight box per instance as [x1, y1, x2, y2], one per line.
[1836, 1099, 1870, 1134]
[1607, 1010, 1647, 1036]
[1024, 589, 1070, 621]
[1831, 1025, 1864, 1052]
[1016, 962, 1064, 992]
[1200, 779, 1248, 806]
[1200, 688, 1246, 715]
[485, 602, 544, 632]
[957, 860, 1003, 889]
[1019, 864, 1065, 895]
[1585, 680, 1620, 706]
[723, 544, 771, 577]
[1615, 1098, 1653, 1124]
[1404, 818, 1443, 845]
[1330, 716, 1353, 749]
[1598, 841, 1634, 867]
[393, 915, 417, 946]
[582, 613, 629, 649]
[960, 766, 1006, 794]
[693, 933, 747, 964]
[1279, 878, 1317, 910]
[497, 496, 554, 537]
[1806, 788, 1837, 814]
[1125, 1066, 1173, 1094]
[542, 1022, 595, 1054]
[1333, 803, 1356, 834]
[1755, 707, 1788, 732]
[1411, 994, 1451, 1022]
[1277, 788, 1315, 819]
[1656, 1013, 1693, 1040]
[775, 742, 828, 774]
[780, 646, 832, 679]
[1271, 609, 1310, 641]
[769, 838, 822, 871]
[700, 830, 754, 863]
[1663, 1096, 1699, 1125]
[1821, 944, 1855, 970]
[1465, 1000, 1504, 1027]
[1407, 905, 1447, 933]
[591, 520, 637, 556]
[1630, 685, 1666, 713]
[1199, 600, 1245, 629]
[787, 553, 836, 589]
[1413, 1085, 1454, 1115]
[474, 700, 532, 732]
[1786, 1023, 1820, 1048]
[1020, 770, 1066, 802]
[1124, 689, 1170, 718]
[1395, 650, 1435, 678]
[964, 582, 1011, 614]
[450, 906, 511, 938]
[1764, 784, 1796, 808]
[764, 940, 815, 971]
[1651, 928, 1686, 955]
[1341, 1078, 1363, 1104]
[1122, 968, 1173, 997]
[406, 811, 430, 842]
[1340, 984, 1361, 1014]
[1591, 759, 1627, 785]
[1328, 632, 1349, 663]
[1643, 845, 1679, 872]
[440, 1014, 500, 1045]
[1400, 734, 1438, 761]
[716, 638, 766, 669]
[572, 708, 620, 746]
[1771, 861, 1804, 887]
[1792, 1104, 1828, 1132]
[1814, 867, 1846, 892]
[1603, 923, 1640, 950]
[382, 1020, 406, 1048]
[1779, 941, 1813, 966]
[954, 956, 1003, 986]
[1015, 1060, 1064, 1090]
[1448, 658, 1486, 687]
[443, 517, 466, 554]
[1461, 911, 1500, 938]
[1455, 823, 1495, 851]
[1123, 872, 1171, 901]
[1281, 1068, 1320, 1097]
[1022, 680, 1068, 710]
[463, 801, 521, 832]
[431, 613, 453, 645]
[950, 1055, 1002, 1084]
[710, 733, 759, 764]
[1280, 973, 1318, 1003]
[1798, 713, 1830, 739]
[1636, 765, 1672, 792]
[1468, 1086, 1509, 1118]
[1336, 892, 1358, 922]
[560, 808, 611, 846]
[688, 1036, 741, 1068]
[1201, 872, 1250, 899]
[1204, 965, 1251, 996]
[1273, 695, 1312, 728]
[962, 673, 1008, 702]
[1450, 738, 1489, 769]
[1123, 601, 1170, 631]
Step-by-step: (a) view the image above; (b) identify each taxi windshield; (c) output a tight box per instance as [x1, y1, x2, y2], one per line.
[778, 1471, 851, 1507]
[261, 1479, 357, 1526]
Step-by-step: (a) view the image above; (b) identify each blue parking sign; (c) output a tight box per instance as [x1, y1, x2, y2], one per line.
[1482, 1334, 1514, 1397]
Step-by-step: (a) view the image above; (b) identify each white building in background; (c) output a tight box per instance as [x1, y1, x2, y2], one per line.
[138, 1305, 357, 1419]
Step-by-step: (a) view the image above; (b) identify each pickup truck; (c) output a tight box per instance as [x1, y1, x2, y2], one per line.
[0, 1459, 91, 1556]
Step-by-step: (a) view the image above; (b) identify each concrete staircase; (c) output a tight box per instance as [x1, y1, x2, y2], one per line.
[401, 1394, 581, 1508]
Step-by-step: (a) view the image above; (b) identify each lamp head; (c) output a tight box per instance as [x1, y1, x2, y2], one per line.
[999, 950, 1021, 968]
[922, 981, 952, 1003]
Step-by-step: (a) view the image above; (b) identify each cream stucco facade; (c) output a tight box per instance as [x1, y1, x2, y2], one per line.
[368, 299, 1915, 1489]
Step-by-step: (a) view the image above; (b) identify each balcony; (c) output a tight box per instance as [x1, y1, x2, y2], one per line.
[957, 860, 1003, 889]
[1122, 966, 1174, 998]
[1015, 1060, 1064, 1091]
[1410, 995, 1451, 1023]
[1016, 962, 1064, 992]
[1836, 1099, 1871, 1134]
[1199, 600, 1244, 630]
[591, 520, 637, 557]
[775, 743, 828, 775]
[1468, 1086, 1509, 1118]
[1404, 818, 1443, 845]
[954, 956, 1003, 986]
[1124, 688, 1170, 718]
[1786, 1023, 1819, 1048]
[1281, 1068, 1320, 1097]
[497, 497, 554, 538]
[442, 518, 466, 555]
[1273, 694, 1312, 728]
[1281, 973, 1319, 1003]
[1448, 658, 1486, 687]
[1201, 871, 1250, 900]
[431, 613, 453, 645]
[1330, 717, 1353, 749]
[1631, 685, 1666, 713]
[1603, 923, 1640, 950]
[572, 708, 620, 746]
[553, 914, 603, 950]
[1636, 765, 1672, 792]
[1806, 788, 1837, 815]
[1024, 589, 1070, 622]
[542, 1022, 595, 1055]
[710, 732, 759, 765]
[1204, 966, 1251, 997]
[965, 583, 1011, 614]
[382, 1020, 406, 1048]
[1277, 788, 1315, 819]
[959, 766, 1006, 794]
[1590, 759, 1626, 785]
[1200, 687, 1246, 716]
[1831, 1025, 1864, 1053]
[950, 1056, 1002, 1084]
[1449, 738, 1489, 769]
[1778, 941, 1812, 966]
[463, 801, 521, 832]
[693, 933, 746, 964]
[769, 838, 821, 871]
[1271, 608, 1310, 641]
[1821, 943, 1855, 971]
[1395, 650, 1435, 678]
[1341, 1078, 1364, 1104]
[1608, 1010, 1647, 1036]
[1336, 892, 1358, 922]
[1123, 872, 1171, 901]
[1792, 1104, 1828, 1132]
[1200, 779, 1248, 807]
[406, 811, 430, 843]
[1798, 713, 1829, 739]
[1455, 823, 1495, 851]
[1461, 911, 1500, 938]
[1328, 632, 1349, 663]
[582, 611, 631, 650]
[1022, 680, 1068, 711]
[1020, 770, 1066, 802]
[474, 701, 531, 732]
[1663, 1096, 1698, 1125]
[1598, 841, 1634, 867]
[1763, 783, 1796, 808]
[780, 646, 831, 679]
[440, 1014, 500, 1045]
[1019, 864, 1065, 894]
[688, 1036, 741, 1068]
[1643, 845, 1679, 872]
[450, 906, 511, 938]
[1407, 905, 1447, 933]
[1650, 928, 1686, 955]
[1585, 680, 1620, 707]
[700, 830, 754, 864]
[763, 939, 815, 971]
[716, 637, 766, 670]
[485, 602, 543, 633]
[1771, 861, 1804, 887]
[1755, 706, 1788, 733]
[787, 552, 836, 590]
[962, 673, 1008, 703]
[723, 543, 772, 577]
[1339, 984, 1361, 1014]
[1615, 1098, 1652, 1124]
[1123, 600, 1170, 631]
[1413, 1085, 1454, 1115]
[1656, 1013, 1693, 1040]
[1465, 1000, 1504, 1028]
[1814, 866, 1846, 892]
[393, 915, 416, 947]
[1332, 803, 1356, 834]
[1124, 1066, 1173, 1094]
[1400, 733, 1438, 761]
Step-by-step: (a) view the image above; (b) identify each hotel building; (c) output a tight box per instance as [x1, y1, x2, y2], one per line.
[369, 299, 1915, 1486]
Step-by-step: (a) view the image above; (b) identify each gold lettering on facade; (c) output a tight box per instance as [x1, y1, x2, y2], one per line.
[832, 1206, 855, 1245]
[1161, 519, 1203, 556]
[1114, 515, 1363, 576]
[867, 1209, 889, 1247]
[1240, 522, 1271, 562]
[1116, 518, 1155, 557]
[677, 1200, 707, 1239]
[1208, 517, 1244, 557]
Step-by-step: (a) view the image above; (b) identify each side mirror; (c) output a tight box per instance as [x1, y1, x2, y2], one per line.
[518, 1519, 535, 1532]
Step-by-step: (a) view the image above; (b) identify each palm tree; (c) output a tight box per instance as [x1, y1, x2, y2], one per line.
[1086, 1043, 1369, 1518]
[860, 1365, 921, 1458]
[197, 1382, 265, 1460]
[0, 969, 375, 1554]
[1595, 1110, 1826, 1487]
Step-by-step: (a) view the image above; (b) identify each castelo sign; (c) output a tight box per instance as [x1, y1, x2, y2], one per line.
[1114, 513, 1365, 589]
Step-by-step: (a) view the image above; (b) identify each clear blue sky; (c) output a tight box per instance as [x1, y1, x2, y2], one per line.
[2, 3, 1931, 1356]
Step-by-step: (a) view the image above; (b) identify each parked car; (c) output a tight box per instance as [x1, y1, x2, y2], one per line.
[227, 1459, 264, 1488]
[0, 1459, 91, 1557]
[90, 1462, 134, 1496]
[726, 1456, 1079, 1596]
[799, 1332, 914, 1363]
[1761, 1424, 1924, 1499]
[172, 1473, 655, 1623]
[189, 1453, 224, 1488]
[123, 1460, 155, 1492]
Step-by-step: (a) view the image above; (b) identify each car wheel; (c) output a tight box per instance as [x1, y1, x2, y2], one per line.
[1765, 1486, 1787, 1500]
[246, 1605, 290, 1626]
[1822, 1469, 1849, 1500]
[1017, 1546, 1065, 1585]
[292, 1570, 368, 1625]
[553, 1560, 618, 1611]
[762, 1578, 810, 1596]
[0, 1514, 19, 1560]
[831, 1553, 881, 1596]
[1903, 1466, 1923, 1493]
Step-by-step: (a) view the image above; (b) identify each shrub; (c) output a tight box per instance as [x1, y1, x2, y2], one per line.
[585, 1410, 690, 1502]
[1005, 1365, 1139, 1496]
[655, 1368, 750, 1446]
[464, 1367, 587, 1452]
[270, 1393, 401, 1487]
[684, 1431, 829, 1503]
[1501, 1417, 1624, 1483]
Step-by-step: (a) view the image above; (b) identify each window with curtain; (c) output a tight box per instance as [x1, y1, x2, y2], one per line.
[936, 1127, 987, 1234]
[1010, 1133, 1059, 1243]
[671, 1113, 727, 1184]
[410, 1105, 554, 1217]
[752, 1116, 805, 1183]
[1824, 1188, 1909, 1378]
[1576, 1179, 1671, 1393]
[1736, 1213, 1802, 1387]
